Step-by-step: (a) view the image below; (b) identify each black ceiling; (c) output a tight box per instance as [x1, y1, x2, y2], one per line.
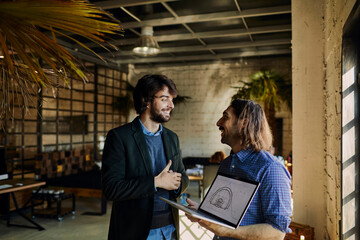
[64, 0, 292, 67]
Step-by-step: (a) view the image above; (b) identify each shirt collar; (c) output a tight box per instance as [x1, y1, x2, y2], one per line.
[138, 118, 163, 136]
[232, 148, 254, 162]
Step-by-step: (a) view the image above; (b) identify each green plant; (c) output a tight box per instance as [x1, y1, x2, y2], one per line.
[0, 0, 123, 118]
[232, 70, 291, 112]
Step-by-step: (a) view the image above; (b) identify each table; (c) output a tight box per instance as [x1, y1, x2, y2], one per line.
[31, 191, 75, 221]
[0, 178, 46, 231]
[188, 175, 204, 200]
[46, 168, 106, 216]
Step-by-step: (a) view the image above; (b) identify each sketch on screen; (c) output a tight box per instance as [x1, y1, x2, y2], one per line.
[200, 175, 257, 225]
[209, 187, 233, 210]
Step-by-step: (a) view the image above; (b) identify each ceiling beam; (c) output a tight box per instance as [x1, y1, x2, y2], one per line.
[157, 25, 291, 41]
[54, 38, 122, 69]
[85, 24, 291, 48]
[100, 39, 291, 57]
[95, 0, 178, 9]
[202, 39, 291, 51]
[66, 49, 121, 69]
[121, 5, 291, 29]
[115, 49, 291, 64]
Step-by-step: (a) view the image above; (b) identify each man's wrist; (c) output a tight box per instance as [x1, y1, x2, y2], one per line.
[223, 227, 233, 238]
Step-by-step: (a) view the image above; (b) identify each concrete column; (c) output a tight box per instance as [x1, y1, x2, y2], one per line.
[292, 0, 326, 239]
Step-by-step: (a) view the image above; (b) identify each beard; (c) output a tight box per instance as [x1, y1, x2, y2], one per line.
[219, 123, 240, 146]
[220, 134, 229, 145]
[150, 105, 171, 123]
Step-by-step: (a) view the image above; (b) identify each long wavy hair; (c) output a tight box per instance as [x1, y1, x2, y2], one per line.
[231, 99, 273, 152]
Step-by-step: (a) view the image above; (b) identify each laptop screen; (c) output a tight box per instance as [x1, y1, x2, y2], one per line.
[198, 173, 259, 227]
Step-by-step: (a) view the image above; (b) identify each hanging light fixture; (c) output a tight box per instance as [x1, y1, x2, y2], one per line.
[133, 26, 160, 57]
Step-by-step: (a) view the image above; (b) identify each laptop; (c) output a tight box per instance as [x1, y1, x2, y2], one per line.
[160, 172, 260, 229]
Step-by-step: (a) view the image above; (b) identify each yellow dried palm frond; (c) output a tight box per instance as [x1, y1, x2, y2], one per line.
[0, 0, 123, 118]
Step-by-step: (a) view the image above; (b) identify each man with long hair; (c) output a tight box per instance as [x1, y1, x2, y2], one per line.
[102, 74, 189, 240]
[187, 99, 292, 240]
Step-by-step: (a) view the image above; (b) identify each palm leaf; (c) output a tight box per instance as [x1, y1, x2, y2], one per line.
[232, 70, 291, 111]
[0, 0, 123, 118]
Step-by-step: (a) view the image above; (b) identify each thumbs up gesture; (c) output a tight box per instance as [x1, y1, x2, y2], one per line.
[155, 160, 182, 190]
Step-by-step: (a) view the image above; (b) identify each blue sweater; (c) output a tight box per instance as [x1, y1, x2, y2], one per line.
[144, 134, 170, 213]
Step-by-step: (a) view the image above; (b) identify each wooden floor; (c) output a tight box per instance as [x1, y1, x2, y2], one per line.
[0, 181, 208, 240]
[0, 197, 110, 240]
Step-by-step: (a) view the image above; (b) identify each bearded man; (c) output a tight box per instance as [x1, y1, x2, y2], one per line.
[102, 74, 189, 240]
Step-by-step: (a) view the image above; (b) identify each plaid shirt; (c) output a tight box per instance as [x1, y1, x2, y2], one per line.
[216, 148, 292, 239]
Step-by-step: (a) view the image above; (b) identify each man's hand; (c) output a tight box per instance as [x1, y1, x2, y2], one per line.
[186, 198, 199, 210]
[185, 198, 201, 222]
[198, 219, 231, 237]
[185, 198, 230, 236]
[155, 160, 181, 190]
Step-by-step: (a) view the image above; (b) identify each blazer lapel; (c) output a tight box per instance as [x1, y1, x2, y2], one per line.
[132, 118, 152, 175]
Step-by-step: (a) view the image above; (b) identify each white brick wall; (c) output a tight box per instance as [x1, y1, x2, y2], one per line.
[130, 57, 292, 158]
[291, 0, 356, 238]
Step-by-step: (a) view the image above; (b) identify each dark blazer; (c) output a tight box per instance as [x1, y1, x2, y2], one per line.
[102, 117, 189, 240]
